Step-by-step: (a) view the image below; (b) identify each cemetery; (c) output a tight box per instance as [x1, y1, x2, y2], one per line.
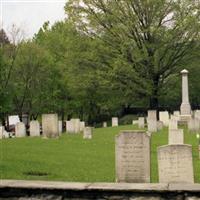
[1, 0, 200, 199]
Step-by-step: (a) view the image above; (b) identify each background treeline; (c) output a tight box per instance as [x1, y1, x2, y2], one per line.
[0, 0, 200, 125]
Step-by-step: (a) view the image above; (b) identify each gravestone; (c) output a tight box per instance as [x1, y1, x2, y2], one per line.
[158, 144, 194, 183]
[42, 114, 59, 138]
[159, 111, 169, 126]
[112, 117, 118, 127]
[147, 120, 157, 132]
[148, 110, 157, 121]
[71, 118, 80, 133]
[103, 122, 107, 128]
[66, 121, 73, 133]
[194, 110, 200, 120]
[138, 117, 145, 129]
[83, 127, 92, 139]
[15, 122, 26, 137]
[0, 126, 4, 139]
[132, 120, 138, 125]
[58, 121, 62, 134]
[157, 121, 164, 131]
[29, 120, 40, 137]
[168, 119, 178, 130]
[80, 121, 85, 132]
[115, 130, 150, 183]
[168, 129, 184, 144]
[188, 118, 200, 132]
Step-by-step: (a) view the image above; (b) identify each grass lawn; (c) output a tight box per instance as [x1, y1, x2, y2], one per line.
[1, 124, 200, 182]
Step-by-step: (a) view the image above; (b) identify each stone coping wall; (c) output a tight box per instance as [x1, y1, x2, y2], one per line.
[1, 180, 200, 199]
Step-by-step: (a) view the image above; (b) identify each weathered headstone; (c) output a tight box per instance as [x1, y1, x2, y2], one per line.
[188, 118, 200, 132]
[157, 121, 164, 131]
[15, 122, 26, 137]
[29, 120, 40, 137]
[0, 126, 4, 139]
[159, 111, 169, 126]
[80, 121, 85, 132]
[115, 130, 150, 183]
[138, 117, 145, 129]
[66, 120, 74, 133]
[132, 120, 138, 125]
[147, 120, 157, 132]
[58, 121, 62, 134]
[158, 144, 194, 183]
[168, 119, 178, 130]
[168, 129, 184, 144]
[83, 127, 92, 139]
[71, 118, 80, 133]
[112, 117, 118, 127]
[42, 114, 59, 138]
[103, 122, 107, 128]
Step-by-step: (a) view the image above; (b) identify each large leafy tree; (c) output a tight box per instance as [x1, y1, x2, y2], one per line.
[65, 0, 200, 109]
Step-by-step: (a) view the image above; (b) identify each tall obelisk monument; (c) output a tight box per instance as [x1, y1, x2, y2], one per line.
[180, 69, 191, 121]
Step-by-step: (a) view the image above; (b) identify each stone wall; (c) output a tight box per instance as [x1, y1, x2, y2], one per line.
[1, 180, 200, 200]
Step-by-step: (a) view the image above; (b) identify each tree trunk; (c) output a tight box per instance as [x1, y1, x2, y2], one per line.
[150, 76, 159, 109]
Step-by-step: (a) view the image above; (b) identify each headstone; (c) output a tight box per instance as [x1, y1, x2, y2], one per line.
[15, 122, 26, 137]
[148, 110, 157, 121]
[71, 118, 80, 133]
[103, 122, 107, 128]
[115, 130, 150, 183]
[29, 120, 40, 137]
[83, 127, 92, 139]
[158, 144, 194, 183]
[8, 115, 20, 125]
[170, 115, 179, 121]
[112, 117, 118, 127]
[168, 119, 178, 130]
[138, 117, 145, 129]
[80, 121, 85, 132]
[42, 114, 59, 138]
[58, 121, 63, 134]
[194, 110, 200, 120]
[157, 121, 164, 131]
[168, 129, 184, 144]
[159, 111, 169, 126]
[66, 120, 74, 133]
[132, 120, 138, 125]
[188, 118, 200, 132]
[147, 120, 157, 132]
[174, 111, 180, 117]
[0, 126, 4, 139]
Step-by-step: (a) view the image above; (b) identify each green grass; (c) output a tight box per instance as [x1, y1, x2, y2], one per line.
[1, 124, 200, 183]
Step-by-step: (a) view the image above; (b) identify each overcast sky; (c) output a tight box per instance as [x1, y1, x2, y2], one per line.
[1, 0, 66, 39]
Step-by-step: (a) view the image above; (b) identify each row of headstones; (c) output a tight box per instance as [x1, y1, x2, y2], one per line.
[0, 114, 93, 140]
[116, 130, 194, 183]
[133, 110, 200, 133]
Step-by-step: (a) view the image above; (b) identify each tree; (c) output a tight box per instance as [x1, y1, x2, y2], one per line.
[0, 29, 10, 47]
[65, 0, 200, 109]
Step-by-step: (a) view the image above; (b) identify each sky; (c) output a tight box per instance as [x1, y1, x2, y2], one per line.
[0, 0, 66, 39]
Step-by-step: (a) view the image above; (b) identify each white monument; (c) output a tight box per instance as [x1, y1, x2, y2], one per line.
[180, 69, 191, 122]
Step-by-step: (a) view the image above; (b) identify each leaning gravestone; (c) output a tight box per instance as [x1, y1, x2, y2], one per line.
[159, 111, 169, 126]
[168, 129, 184, 144]
[112, 117, 118, 127]
[188, 118, 200, 132]
[138, 117, 145, 128]
[158, 144, 194, 183]
[42, 114, 59, 138]
[15, 122, 26, 137]
[168, 119, 178, 130]
[83, 127, 92, 139]
[29, 120, 40, 137]
[115, 130, 150, 183]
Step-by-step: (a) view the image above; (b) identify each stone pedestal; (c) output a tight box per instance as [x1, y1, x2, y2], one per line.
[180, 69, 191, 122]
